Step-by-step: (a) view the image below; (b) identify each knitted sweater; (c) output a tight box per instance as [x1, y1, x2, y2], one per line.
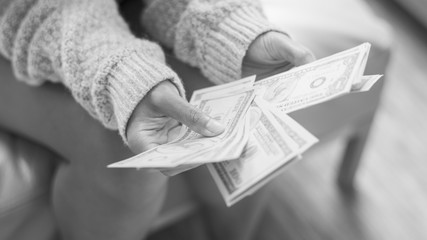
[0, 0, 276, 142]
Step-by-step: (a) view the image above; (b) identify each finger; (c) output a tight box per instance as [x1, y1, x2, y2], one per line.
[165, 119, 182, 141]
[269, 33, 316, 66]
[149, 82, 225, 137]
[160, 96, 225, 137]
[127, 119, 177, 153]
[127, 132, 161, 153]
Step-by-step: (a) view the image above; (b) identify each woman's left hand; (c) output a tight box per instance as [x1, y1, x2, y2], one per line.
[242, 31, 315, 78]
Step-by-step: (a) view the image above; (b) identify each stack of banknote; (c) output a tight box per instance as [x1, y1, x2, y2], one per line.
[109, 43, 382, 206]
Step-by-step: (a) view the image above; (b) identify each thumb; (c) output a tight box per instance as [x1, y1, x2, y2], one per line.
[151, 82, 225, 137]
[161, 96, 225, 137]
[267, 32, 316, 66]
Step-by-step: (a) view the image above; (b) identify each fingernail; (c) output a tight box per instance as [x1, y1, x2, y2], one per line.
[206, 119, 225, 135]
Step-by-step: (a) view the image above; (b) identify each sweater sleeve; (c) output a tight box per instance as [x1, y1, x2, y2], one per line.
[0, 0, 185, 142]
[141, 0, 281, 84]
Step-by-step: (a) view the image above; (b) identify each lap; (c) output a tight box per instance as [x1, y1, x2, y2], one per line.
[0, 57, 132, 165]
[0, 57, 167, 200]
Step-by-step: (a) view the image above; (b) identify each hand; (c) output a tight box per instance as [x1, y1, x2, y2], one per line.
[242, 32, 315, 79]
[126, 81, 225, 154]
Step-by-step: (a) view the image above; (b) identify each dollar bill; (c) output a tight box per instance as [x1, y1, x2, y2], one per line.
[207, 99, 319, 206]
[160, 116, 251, 176]
[351, 74, 383, 92]
[254, 43, 371, 114]
[257, 99, 318, 153]
[167, 75, 255, 141]
[159, 79, 257, 176]
[190, 75, 256, 104]
[108, 42, 381, 207]
[207, 98, 304, 206]
[108, 89, 255, 169]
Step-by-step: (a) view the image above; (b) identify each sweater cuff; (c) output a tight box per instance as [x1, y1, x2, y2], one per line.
[177, 6, 283, 84]
[106, 51, 185, 144]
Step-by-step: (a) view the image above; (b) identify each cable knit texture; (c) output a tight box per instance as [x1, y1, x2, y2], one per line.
[0, 0, 185, 142]
[0, 0, 279, 143]
[142, 0, 278, 84]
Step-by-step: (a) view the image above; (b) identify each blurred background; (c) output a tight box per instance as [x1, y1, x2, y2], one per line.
[1, 0, 426, 239]
[148, 0, 427, 239]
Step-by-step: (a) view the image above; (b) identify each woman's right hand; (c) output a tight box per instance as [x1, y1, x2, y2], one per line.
[126, 80, 225, 154]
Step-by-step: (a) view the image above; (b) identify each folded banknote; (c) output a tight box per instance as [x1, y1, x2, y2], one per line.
[108, 43, 382, 206]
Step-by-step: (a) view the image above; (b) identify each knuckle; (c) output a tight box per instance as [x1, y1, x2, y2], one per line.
[188, 108, 204, 125]
[296, 48, 315, 65]
[149, 88, 167, 106]
[147, 81, 178, 108]
[303, 50, 315, 60]
[295, 48, 308, 57]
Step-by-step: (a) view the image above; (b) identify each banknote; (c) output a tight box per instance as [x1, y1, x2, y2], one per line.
[108, 43, 381, 207]
[171, 75, 256, 142]
[159, 79, 257, 176]
[161, 98, 318, 177]
[108, 89, 255, 169]
[351, 74, 383, 92]
[160, 116, 251, 176]
[208, 98, 302, 206]
[178, 116, 250, 164]
[256, 99, 318, 153]
[254, 43, 371, 114]
[190, 75, 256, 104]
